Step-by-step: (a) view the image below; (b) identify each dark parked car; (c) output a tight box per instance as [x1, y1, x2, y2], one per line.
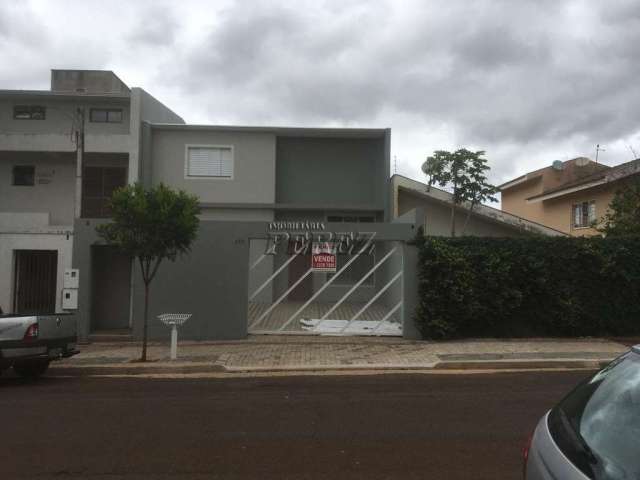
[524, 345, 640, 479]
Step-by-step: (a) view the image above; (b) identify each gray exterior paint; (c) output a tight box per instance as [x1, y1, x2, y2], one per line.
[51, 70, 130, 95]
[73, 219, 417, 342]
[3, 69, 422, 342]
[0, 69, 183, 318]
[0, 151, 75, 225]
[275, 135, 387, 213]
[150, 128, 276, 207]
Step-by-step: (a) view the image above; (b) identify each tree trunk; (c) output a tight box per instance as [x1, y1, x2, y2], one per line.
[141, 281, 149, 362]
[450, 204, 456, 237]
[461, 203, 476, 236]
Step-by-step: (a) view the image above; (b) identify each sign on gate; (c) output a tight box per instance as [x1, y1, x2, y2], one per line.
[311, 241, 337, 272]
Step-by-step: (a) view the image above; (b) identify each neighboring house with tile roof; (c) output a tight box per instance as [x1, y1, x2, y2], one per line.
[499, 157, 640, 236]
[391, 174, 565, 237]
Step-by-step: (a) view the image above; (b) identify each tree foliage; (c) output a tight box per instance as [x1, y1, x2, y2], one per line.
[97, 183, 200, 361]
[413, 233, 640, 340]
[422, 149, 498, 236]
[599, 178, 640, 237]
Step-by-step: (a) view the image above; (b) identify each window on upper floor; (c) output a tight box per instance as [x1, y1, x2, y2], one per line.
[81, 166, 127, 218]
[327, 215, 375, 223]
[89, 108, 123, 123]
[185, 146, 234, 179]
[13, 105, 46, 120]
[572, 200, 596, 229]
[12, 165, 35, 186]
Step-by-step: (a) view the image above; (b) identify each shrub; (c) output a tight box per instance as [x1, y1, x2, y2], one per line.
[413, 233, 640, 339]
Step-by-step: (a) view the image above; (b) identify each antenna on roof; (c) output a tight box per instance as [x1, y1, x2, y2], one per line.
[595, 144, 605, 163]
[627, 144, 638, 160]
[393, 155, 397, 174]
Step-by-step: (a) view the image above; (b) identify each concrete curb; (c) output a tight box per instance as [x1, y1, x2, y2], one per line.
[47, 357, 615, 376]
[433, 358, 612, 371]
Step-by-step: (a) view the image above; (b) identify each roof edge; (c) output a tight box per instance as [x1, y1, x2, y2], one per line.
[149, 123, 389, 137]
[391, 174, 567, 236]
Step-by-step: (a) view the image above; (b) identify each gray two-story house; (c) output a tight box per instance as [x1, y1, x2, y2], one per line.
[72, 122, 407, 341]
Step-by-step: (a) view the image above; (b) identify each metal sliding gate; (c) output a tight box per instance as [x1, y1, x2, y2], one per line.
[247, 235, 404, 336]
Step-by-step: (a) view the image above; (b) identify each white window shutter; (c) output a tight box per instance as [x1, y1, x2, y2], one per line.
[219, 148, 233, 177]
[187, 147, 233, 178]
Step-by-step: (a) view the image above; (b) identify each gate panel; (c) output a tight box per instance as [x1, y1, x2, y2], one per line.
[248, 238, 403, 336]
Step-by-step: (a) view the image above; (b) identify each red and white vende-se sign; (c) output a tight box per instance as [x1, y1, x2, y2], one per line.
[311, 242, 337, 272]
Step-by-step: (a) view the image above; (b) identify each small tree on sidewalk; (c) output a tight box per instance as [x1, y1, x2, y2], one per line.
[421, 149, 498, 236]
[97, 183, 200, 361]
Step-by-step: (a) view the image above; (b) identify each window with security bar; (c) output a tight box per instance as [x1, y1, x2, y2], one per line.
[186, 146, 234, 178]
[81, 166, 127, 218]
[572, 200, 596, 229]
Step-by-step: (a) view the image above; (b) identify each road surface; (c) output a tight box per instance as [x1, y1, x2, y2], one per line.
[0, 370, 593, 479]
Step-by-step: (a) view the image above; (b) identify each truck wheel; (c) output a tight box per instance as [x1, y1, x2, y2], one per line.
[13, 359, 50, 378]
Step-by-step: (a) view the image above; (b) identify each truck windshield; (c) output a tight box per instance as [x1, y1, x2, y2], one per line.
[549, 352, 640, 480]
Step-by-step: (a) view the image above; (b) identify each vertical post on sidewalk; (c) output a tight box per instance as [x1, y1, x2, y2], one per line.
[158, 314, 192, 362]
[170, 324, 178, 360]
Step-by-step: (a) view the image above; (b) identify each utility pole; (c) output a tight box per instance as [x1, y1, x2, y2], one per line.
[74, 107, 85, 219]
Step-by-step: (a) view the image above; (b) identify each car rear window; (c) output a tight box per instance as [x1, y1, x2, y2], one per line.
[548, 352, 640, 480]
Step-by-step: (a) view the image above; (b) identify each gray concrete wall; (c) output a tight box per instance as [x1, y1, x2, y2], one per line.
[275, 136, 386, 210]
[0, 151, 75, 225]
[51, 70, 129, 94]
[0, 98, 130, 136]
[150, 128, 276, 204]
[129, 88, 184, 184]
[401, 243, 421, 340]
[138, 89, 184, 124]
[74, 220, 258, 341]
[73, 218, 416, 342]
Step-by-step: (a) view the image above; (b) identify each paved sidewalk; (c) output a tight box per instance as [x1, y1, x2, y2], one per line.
[49, 336, 632, 375]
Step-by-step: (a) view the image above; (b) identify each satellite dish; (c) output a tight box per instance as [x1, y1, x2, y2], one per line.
[552, 160, 564, 171]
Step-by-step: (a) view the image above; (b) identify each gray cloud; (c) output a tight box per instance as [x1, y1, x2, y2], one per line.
[1, 0, 639, 185]
[127, 7, 179, 46]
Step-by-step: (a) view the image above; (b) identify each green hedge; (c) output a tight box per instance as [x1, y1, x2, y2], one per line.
[414, 233, 640, 339]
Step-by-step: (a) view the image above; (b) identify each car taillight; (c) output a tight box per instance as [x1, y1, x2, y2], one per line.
[23, 323, 39, 341]
[522, 430, 534, 479]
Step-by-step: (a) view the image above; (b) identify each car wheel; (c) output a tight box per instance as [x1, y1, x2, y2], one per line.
[13, 359, 50, 378]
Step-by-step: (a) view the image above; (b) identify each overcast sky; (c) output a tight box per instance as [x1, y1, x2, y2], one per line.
[1, 0, 639, 188]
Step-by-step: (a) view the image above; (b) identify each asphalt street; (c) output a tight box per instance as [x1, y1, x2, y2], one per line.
[0, 370, 594, 479]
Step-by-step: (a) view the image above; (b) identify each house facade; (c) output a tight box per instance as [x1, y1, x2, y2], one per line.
[0, 70, 182, 315]
[391, 175, 565, 237]
[499, 157, 640, 236]
[72, 123, 404, 341]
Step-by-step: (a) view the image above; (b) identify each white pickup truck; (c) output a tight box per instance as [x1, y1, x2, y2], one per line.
[0, 313, 79, 378]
